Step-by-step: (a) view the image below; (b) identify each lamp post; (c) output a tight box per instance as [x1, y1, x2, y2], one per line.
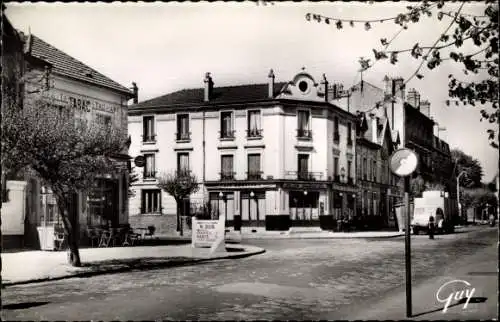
[303, 190, 308, 221]
[457, 171, 468, 224]
[218, 191, 224, 220]
[250, 191, 255, 224]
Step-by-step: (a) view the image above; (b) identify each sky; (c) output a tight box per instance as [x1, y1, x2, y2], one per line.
[5, 1, 498, 182]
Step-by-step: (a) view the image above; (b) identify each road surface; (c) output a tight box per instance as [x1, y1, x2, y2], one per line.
[2, 227, 497, 320]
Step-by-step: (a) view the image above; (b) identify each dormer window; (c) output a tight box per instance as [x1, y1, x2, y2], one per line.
[298, 80, 309, 93]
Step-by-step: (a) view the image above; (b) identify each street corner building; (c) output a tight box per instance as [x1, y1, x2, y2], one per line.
[1, 25, 137, 250]
[127, 69, 406, 235]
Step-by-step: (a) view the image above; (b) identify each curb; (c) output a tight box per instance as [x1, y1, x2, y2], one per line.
[241, 233, 405, 240]
[1, 246, 265, 287]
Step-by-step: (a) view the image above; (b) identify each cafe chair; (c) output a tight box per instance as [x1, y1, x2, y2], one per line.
[144, 225, 156, 239]
[87, 227, 99, 247]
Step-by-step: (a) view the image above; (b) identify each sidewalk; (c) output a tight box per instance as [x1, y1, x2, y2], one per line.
[161, 225, 483, 241]
[1, 243, 265, 286]
[344, 243, 498, 320]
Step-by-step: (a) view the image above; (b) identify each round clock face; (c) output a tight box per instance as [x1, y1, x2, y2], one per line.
[390, 148, 418, 177]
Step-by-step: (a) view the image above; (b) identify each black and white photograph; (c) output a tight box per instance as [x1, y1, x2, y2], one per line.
[1, 1, 498, 320]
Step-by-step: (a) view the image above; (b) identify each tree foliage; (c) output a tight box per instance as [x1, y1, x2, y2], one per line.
[451, 148, 484, 187]
[2, 98, 128, 266]
[157, 170, 200, 235]
[306, 1, 499, 148]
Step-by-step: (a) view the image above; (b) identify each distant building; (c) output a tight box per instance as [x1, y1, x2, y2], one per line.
[355, 111, 401, 229]
[1, 30, 135, 249]
[337, 77, 454, 193]
[128, 70, 359, 234]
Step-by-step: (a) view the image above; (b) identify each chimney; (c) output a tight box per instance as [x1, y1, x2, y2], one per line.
[321, 74, 328, 101]
[406, 88, 420, 109]
[132, 82, 138, 104]
[420, 99, 431, 117]
[370, 113, 378, 143]
[383, 75, 391, 96]
[392, 77, 405, 101]
[204, 72, 213, 102]
[268, 69, 275, 98]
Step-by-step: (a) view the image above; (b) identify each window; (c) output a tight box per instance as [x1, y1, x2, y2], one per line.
[373, 160, 377, 182]
[143, 116, 155, 142]
[176, 114, 190, 141]
[333, 157, 339, 181]
[141, 189, 161, 213]
[348, 160, 353, 183]
[247, 110, 262, 137]
[144, 153, 156, 178]
[347, 122, 353, 145]
[298, 154, 309, 180]
[221, 155, 234, 180]
[220, 111, 234, 139]
[297, 110, 311, 139]
[363, 157, 367, 180]
[96, 113, 111, 127]
[247, 154, 262, 180]
[334, 116, 340, 142]
[177, 153, 189, 176]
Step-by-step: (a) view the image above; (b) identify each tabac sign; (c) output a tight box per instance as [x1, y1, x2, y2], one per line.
[43, 91, 120, 114]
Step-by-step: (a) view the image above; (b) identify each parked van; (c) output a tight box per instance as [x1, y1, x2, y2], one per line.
[411, 190, 457, 235]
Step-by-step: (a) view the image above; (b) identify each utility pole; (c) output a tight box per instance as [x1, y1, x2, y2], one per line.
[457, 171, 468, 224]
[390, 148, 418, 318]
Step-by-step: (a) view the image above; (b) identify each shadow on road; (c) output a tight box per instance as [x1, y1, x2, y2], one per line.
[411, 297, 488, 318]
[2, 301, 51, 310]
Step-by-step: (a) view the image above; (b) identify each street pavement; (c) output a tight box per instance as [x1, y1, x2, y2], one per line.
[1, 226, 497, 321]
[1, 244, 264, 285]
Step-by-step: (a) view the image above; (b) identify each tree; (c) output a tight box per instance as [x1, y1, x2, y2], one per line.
[451, 148, 484, 187]
[157, 171, 200, 236]
[2, 99, 127, 266]
[306, 1, 499, 148]
[410, 175, 426, 198]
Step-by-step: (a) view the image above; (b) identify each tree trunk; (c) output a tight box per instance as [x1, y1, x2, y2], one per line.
[56, 193, 82, 267]
[175, 198, 183, 236]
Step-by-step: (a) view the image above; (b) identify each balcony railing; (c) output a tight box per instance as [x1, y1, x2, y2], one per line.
[220, 171, 236, 180]
[246, 171, 263, 180]
[296, 129, 312, 140]
[219, 130, 236, 140]
[142, 134, 156, 143]
[143, 170, 156, 179]
[285, 171, 323, 181]
[176, 132, 191, 141]
[246, 129, 263, 138]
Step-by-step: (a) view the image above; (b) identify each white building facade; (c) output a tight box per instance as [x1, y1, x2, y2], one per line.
[128, 70, 358, 233]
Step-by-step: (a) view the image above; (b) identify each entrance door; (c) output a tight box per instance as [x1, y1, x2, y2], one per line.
[241, 191, 265, 228]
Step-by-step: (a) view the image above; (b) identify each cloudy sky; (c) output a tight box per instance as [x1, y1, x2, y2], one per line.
[5, 1, 498, 181]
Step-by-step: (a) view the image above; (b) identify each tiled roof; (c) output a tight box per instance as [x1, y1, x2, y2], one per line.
[132, 82, 288, 109]
[22, 33, 133, 97]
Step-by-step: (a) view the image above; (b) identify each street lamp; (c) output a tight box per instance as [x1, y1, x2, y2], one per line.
[303, 190, 308, 220]
[218, 191, 224, 220]
[457, 171, 468, 224]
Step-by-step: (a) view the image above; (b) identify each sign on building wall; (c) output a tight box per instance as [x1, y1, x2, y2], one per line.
[43, 91, 120, 114]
